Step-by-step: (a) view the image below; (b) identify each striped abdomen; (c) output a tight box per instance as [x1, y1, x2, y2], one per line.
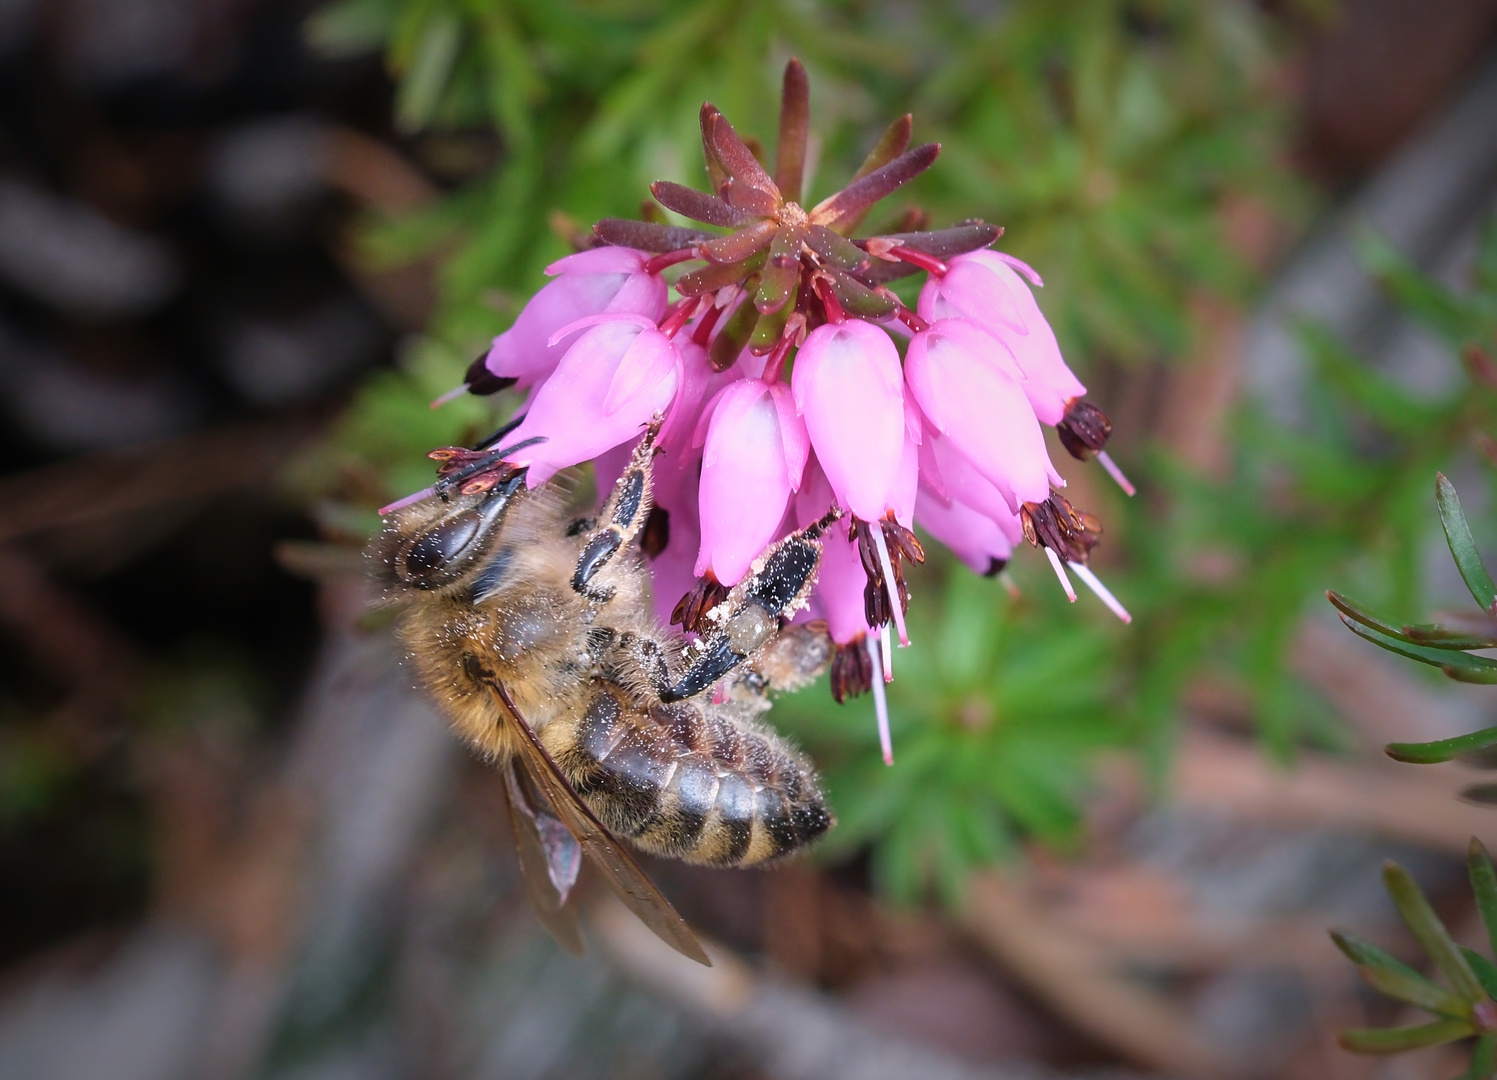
[552, 690, 831, 867]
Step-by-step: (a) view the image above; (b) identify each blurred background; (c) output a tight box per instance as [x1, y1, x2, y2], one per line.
[2, 1, 1497, 1077]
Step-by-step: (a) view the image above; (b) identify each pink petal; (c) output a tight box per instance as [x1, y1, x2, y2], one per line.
[603, 327, 679, 416]
[545, 246, 650, 276]
[905, 319, 1052, 509]
[810, 513, 872, 644]
[914, 485, 1015, 576]
[769, 382, 809, 493]
[890, 397, 922, 527]
[506, 322, 679, 485]
[923, 252, 1084, 425]
[695, 380, 799, 586]
[485, 260, 666, 389]
[791, 321, 905, 521]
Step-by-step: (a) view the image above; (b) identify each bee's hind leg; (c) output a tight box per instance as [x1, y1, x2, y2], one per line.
[571, 423, 661, 602]
[658, 510, 840, 703]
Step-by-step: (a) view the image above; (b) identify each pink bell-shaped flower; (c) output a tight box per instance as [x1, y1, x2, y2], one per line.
[505, 315, 680, 486]
[905, 318, 1056, 511]
[646, 469, 703, 627]
[890, 397, 921, 528]
[794, 459, 868, 644]
[914, 485, 1018, 577]
[791, 320, 905, 522]
[482, 247, 668, 390]
[917, 250, 1084, 425]
[694, 378, 808, 587]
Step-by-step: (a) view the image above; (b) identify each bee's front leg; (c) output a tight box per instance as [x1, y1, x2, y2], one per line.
[570, 422, 661, 602]
[658, 510, 839, 703]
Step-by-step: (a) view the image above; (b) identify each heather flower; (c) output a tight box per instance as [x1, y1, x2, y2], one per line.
[914, 486, 1018, 577]
[905, 317, 1057, 510]
[439, 247, 669, 401]
[919, 248, 1134, 494]
[694, 377, 806, 587]
[502, 315, 680, 485]
[792, 320, 905, 521]
[402, 58, 1135, 763]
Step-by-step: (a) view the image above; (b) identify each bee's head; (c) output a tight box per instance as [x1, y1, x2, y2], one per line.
[373, 468, 526, 593]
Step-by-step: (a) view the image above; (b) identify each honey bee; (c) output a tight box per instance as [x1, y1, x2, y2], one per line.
[371, 423, 837, 965]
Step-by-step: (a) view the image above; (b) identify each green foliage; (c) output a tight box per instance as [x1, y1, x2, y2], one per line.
[1122, 220, 1497, 763]
[774, 567, 1126, 905]
[1331, 842, 1497, 1076]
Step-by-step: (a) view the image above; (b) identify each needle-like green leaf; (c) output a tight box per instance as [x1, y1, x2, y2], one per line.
[1384, 861, 1487, 1001]
[1463, 948, 1497, 1001]
[1339, 1019, 1474, 1054]
[1327, 591, 1497, 649]
[1331, 930, 1472, 1017]
[1387, 727, 1497, 764]
[1340, 617, 1497, 677]
[1437, 474, 1497, 615]
[1454, 1032, 1497, 1080]
[1444, 665, 1497, 685]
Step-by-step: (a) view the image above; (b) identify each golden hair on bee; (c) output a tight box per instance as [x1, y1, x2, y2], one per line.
[369, 428, 839, 963]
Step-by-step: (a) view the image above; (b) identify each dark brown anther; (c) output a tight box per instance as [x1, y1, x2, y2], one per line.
[1019, 493, 1103, 565]
[883, 519, 925, 565]
[464, 352, 517, 396]
[1056, 399, 1113, 461]
[983, 557, 1008, 577]
[641, 506, 670, 559]
[671, 574, 729, 634]
[829, 636, 873, 703]
[863, 577, 890, 628]
[851, 516, 923, 626]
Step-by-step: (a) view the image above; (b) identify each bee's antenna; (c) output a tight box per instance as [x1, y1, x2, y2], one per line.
[431, 436, 548, 498]
[472, 412, 527, 451]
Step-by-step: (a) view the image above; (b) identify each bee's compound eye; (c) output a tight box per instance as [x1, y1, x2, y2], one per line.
[403, 510, 482, 580]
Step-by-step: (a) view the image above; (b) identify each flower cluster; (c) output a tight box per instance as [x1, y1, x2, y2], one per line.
[400, 60, 1133, 763]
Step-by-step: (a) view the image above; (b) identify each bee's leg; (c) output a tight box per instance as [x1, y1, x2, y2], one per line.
[571, 424, 659, 602]
[658, 510, 839, 703]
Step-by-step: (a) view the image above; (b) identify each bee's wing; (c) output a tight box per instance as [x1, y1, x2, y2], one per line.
[500, 757, 585, 956]
[484, 681, 712, 967]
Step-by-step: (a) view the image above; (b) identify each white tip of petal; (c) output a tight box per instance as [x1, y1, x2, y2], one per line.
[867, 633, 893, 766]
[429, 384, 469, 409]
[1068, 561, 1132, 623]
[379, 486, 436, 515]
[1096, 451, 1136, 496]
[1044, 547, 1077, 602]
